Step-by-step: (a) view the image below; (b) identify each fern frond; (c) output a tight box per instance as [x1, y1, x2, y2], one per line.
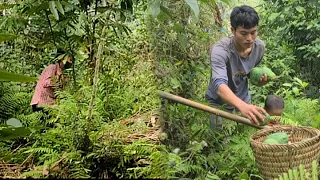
[23, 147, 55, 155]
[16, 112, 43, 127]
[281, 117, 300, 126]
[20, 169, 43, 178]
[44, 154, 60, 167]
[0, 91, 33, 121]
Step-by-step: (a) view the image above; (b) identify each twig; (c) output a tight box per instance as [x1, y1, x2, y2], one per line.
[87, 26, 107, 128]
[20, 153, 33, 167]
[88, 0, 99, 73]
[10, 144, 22, 154]
[45, 10, 57, 47]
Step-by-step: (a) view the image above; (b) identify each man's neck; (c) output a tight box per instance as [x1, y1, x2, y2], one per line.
[233, 40, 253, 58]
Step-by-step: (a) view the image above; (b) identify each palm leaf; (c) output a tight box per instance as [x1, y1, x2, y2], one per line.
[0, 70, 38, 82]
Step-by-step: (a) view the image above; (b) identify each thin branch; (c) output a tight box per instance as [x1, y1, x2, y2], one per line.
[45, 10, 57, 47]
[88, 0, 100, 66]
[64, 28, 77, 89]
[87, 26, 107, 129]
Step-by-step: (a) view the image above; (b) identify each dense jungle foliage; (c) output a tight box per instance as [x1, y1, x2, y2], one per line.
[0, 0, 319, 179]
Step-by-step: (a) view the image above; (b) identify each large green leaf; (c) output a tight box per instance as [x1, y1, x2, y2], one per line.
[0, 126, 31, 140]
[6, 118, 23, 128]
[0, 70, 38, 82]
[49, 1, 59, 20]
[185, 0, 199, 18]
[149, 0, 160, 18]
[160, 5, 173, 19]
[0, 34, 17, 42]
[178, 32, 188, 50]
[23, 2, 48, 16]
[55, 1, 64, 15]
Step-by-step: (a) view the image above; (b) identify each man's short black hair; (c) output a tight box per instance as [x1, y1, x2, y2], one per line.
[230, 5, 259, 30]
[56, 49, 66, 57]
[55, 49, 67, 63]
[265, 95, 284, 112]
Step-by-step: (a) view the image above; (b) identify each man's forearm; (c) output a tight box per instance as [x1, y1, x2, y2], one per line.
[217, 84, 246, 110]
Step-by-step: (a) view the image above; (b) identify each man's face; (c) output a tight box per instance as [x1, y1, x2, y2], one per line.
[231, 26, 258, 49]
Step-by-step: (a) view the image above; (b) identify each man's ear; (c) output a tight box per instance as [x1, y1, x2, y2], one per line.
[231, 27, 235, 35]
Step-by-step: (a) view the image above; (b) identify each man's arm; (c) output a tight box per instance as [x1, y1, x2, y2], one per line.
[41, 65, 57, 88]
[217, 84, 267, 124]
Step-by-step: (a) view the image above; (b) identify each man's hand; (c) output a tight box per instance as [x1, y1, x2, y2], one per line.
[56, 69, 63, 77]
[237, 104, 267, 125]
[257, 73, 268, 86]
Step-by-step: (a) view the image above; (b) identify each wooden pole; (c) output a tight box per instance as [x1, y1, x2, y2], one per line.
[158, 90, 263, 129]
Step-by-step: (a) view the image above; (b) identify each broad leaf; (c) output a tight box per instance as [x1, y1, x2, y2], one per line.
[0, 126, 31, 140]
[0, 33, 17, 42]
[295, 6, 305, 13]
[160, 5, 172, 19]
[0, 70, 38, 82]
[282, 83, 292, 87]
[185, 0, 199, 18]
[6, 118, 23, 127]
[149, 0, 160, 18]
[49, 1, 59, 20]
[292, 87, 300, 96]
[55, 1, 64, 15]
[173, 24, 183, 33]
[170, 78, 181, 89]
[23, 2, 48, 16]
[178, 33, 188, 50]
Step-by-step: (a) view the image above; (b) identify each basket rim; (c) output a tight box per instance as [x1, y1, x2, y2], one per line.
[250, 125, 320, 146]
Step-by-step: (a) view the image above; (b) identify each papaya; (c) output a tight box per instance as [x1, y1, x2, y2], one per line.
[264, 138, 279, 144]
[264, 132, 288, 144]
[250, 66, 277, 85]
[258, 114, 271, 126]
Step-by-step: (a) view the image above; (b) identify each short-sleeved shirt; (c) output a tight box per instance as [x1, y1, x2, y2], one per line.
[206, 36, 265, 111]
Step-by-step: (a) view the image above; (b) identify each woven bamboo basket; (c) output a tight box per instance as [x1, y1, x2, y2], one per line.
[250, 125, 320, 180]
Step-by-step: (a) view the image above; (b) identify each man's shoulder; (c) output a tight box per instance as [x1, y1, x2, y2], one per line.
[41, 64, 58, 74]
[213, 36, 233, 47]
[211, 37, 233, 53]
[46, 64, 58, 70]
[254, 38, 265, 48]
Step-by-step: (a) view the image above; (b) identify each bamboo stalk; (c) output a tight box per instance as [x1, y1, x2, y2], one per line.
[158, 90, 263, 129]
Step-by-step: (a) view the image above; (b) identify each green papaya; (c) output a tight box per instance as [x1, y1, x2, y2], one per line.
[264, 138, 279, 144]
[258, 114, 271, 126]
[250, 66, 277, 85]
[265, 132, 289, 144]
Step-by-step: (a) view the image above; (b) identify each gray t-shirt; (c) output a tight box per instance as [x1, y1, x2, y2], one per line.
[206, 36, 265, 111]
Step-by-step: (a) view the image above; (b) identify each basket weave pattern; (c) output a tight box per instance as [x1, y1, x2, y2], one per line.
[250, 125, 320, 180]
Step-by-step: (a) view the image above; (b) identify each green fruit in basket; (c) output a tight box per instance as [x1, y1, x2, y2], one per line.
[258, 114, 271, 126]
[265, 132, 289, 144]
[264, 138, 279, 144]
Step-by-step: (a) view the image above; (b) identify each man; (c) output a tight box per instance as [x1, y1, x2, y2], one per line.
[206, 5, 269, 131]
[30, 49, 72, 112]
